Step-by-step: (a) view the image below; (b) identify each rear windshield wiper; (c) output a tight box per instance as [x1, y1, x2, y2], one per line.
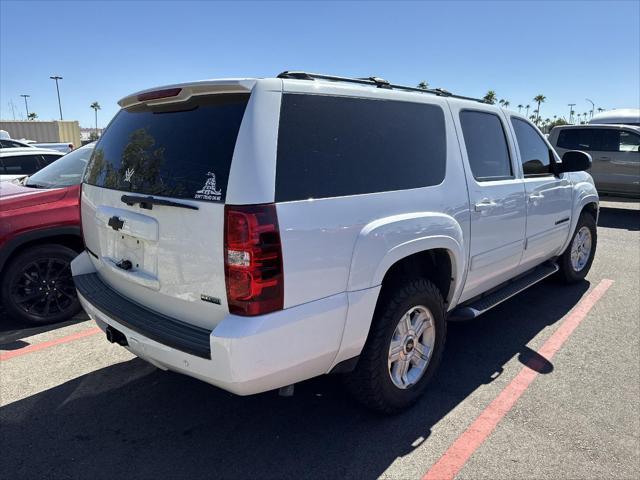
[24, 183, 49, 189]
[121, 194, 199, 210]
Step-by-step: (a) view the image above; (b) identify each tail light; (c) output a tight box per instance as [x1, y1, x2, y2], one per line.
[224, 204, 284, 316]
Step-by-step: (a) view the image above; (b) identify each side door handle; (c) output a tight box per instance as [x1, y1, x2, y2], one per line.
[528, 192, 545, 203]
[474, 198, 499, 212]
[599, 156, 611, 161]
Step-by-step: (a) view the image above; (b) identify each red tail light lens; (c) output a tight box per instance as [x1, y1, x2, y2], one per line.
[224, 204, 283, 316]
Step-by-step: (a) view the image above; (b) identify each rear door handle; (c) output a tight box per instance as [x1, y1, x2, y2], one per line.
[474, 199, 499, 212]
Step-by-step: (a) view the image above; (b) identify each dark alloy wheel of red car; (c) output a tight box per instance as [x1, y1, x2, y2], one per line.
[2, 245, 81, 325]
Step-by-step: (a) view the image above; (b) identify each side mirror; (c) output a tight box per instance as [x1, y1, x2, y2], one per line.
[559, 150, 592, 172]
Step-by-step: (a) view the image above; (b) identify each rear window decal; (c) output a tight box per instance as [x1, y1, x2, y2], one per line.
[124, 167, 135, 183]
[194, 171, 222, 201]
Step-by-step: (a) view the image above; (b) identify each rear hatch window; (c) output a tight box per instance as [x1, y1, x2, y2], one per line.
[85, 94, 249, 202]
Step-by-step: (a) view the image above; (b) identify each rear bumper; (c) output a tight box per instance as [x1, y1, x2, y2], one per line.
[72, 252, 349, 395]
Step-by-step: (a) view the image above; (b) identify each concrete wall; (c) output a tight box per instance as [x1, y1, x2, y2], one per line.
[0, 120, 82, 148]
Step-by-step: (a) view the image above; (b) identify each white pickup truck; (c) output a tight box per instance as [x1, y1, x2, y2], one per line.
[72, 72, 598, 413]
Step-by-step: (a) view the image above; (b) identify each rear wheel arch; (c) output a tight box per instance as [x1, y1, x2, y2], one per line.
[378, 249, 454, 307]
[0, 228, 82, 279]
[582, 201, 598, 222]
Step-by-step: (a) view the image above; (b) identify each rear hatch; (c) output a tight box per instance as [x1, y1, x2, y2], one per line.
[81, 86, 251, 329]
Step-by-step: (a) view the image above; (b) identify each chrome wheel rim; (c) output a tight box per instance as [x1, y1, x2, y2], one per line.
[570, 226, 592, 272]
[387, 305, 436, 389]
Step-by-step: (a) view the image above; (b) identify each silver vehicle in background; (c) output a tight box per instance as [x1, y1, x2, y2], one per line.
[549, 124, 640, 198]
[589, 108, 640, 126]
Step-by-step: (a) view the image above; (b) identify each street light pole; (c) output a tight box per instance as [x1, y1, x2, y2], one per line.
[20, 94, 30, 118]
[585, 98, 595, 120]
[568, 103, 576, 124]
[50, 75, 63, 120]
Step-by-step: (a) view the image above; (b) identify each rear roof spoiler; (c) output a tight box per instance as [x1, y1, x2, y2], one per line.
[118, 79, 257, 108]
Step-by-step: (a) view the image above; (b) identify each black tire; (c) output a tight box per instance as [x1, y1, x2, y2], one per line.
[1, 244, 81, 325]
[557, 211, 597, 284]
[344, 278, 447, 414]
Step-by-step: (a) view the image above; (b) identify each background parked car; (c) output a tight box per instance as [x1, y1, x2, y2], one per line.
[0, 143, 94, 325]
[0, 138, 34, 149]
[29, 142, 75, 154]
[588, 108, 640, 126]
[0, 147, 64, 182]
[549, 124, 640, 198]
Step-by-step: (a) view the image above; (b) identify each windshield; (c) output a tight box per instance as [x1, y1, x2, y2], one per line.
[26, 144, 94, 188]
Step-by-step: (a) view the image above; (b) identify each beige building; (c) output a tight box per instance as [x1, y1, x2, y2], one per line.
[0, 120, 82, 148]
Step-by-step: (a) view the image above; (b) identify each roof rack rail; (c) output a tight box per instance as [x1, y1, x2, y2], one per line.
[277, 71, 487, 103]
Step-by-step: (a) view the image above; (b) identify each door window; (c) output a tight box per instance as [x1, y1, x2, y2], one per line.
[459, 110, 513, 181]
[0, 155, 41, 175]
[619, 131, 640, 153]
[511, 118, 554, 176]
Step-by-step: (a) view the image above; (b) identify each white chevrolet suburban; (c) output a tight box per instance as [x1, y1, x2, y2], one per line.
[71, 72, 598, 413]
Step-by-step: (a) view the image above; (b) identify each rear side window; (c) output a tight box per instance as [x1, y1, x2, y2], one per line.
[0, 154, 41, 175]
[84, 94, 249, 202]
[620, 131, 640, 152]
[459, 111, 513, 181]
[557, 128, 640, 153]
[275, 94, 446, 202]
[557, 129, 596, 150]
[511, 118, 553, 176]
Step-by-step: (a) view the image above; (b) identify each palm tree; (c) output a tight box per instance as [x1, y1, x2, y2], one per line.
[533, 94, 546, 124]
[570, 109, 575, 123]
[499, 99, 505, 107]
[525, 104, 530, 116]
[90, 101, 101, 138]
[503, 100, 510, 109]
[597, 107, 604, 113]
[483, 90, 497, 104]
[417, 80, 429, 90]
[577, 113, 582, 123]
[529, 114, 536, 122]
[27, 112, 38, 121]
[517, 104, 523, 113]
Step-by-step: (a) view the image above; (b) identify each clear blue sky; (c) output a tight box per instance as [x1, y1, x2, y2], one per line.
[1, 0, 639, 128]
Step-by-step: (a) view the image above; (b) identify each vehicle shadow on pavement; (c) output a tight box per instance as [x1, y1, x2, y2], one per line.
[597, 206, 640, 231]
[1, 280, 589, 480]
[0, 311, 89, 346]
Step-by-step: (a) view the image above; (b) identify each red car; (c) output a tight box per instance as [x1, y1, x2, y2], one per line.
[0, 144, 94, 324]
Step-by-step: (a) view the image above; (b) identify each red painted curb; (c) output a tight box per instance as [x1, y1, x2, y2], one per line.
[423, 279, 614, 480]
[0, 327, 101, 361]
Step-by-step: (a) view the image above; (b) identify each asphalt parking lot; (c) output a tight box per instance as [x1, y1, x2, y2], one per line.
[1, 199, 638, 480]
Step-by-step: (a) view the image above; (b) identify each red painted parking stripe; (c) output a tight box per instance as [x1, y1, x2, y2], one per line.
[423, 278, 614, 480]
[0, 327, 101, 361]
